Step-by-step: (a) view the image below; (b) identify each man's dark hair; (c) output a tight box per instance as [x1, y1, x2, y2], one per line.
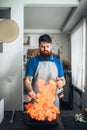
[39, 34, 52, 45]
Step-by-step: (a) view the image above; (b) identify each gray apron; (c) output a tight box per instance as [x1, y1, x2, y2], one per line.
[32, 61, 60, 108]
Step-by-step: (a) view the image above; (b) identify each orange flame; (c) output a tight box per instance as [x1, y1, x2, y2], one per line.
[24, 79, 60, 122]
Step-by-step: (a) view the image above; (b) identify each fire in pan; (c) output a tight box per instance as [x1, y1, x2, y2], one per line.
[24, 80, 60, 127]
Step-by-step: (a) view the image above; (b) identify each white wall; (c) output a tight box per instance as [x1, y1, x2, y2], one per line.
[0, 0, 23, 110]
[24, 0, 79, 6]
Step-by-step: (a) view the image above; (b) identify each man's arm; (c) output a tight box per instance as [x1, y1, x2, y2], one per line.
[24, 76, 36, 100]
[24, 76, 33, 92]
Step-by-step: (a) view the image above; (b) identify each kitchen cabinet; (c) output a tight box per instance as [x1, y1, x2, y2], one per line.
[0, 110, 87, 130]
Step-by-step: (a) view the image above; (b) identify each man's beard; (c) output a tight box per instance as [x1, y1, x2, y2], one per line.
[40, 51, 51, 59]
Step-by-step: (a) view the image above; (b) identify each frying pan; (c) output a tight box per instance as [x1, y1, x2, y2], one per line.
[0, 19, 19, 43]
[24, 97, 59, 127]
[24, 112, 59, 127]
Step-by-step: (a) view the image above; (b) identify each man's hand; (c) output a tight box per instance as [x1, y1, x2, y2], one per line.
[26, 90, 36, 101]
[56, 77, 65, 88]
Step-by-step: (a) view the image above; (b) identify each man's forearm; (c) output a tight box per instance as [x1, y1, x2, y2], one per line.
[24, 76, 33, 92]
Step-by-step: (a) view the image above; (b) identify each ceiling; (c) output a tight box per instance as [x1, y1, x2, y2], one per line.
[24, 0, 87, 33]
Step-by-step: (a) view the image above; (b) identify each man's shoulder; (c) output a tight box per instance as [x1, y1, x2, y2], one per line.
[52, 55, 63, 67]
[29, 55, 39, 63]
[52, 55, 60, 62]
[30, 55, 39, 60]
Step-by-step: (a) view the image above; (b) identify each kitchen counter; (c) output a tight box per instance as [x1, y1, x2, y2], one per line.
[0, 110, 87, 130]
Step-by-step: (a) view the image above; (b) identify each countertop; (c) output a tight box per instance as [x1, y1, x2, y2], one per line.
[0, 110, 87, 130]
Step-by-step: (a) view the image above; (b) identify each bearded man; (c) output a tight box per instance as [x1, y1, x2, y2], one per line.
[24, 34, 66, 108]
